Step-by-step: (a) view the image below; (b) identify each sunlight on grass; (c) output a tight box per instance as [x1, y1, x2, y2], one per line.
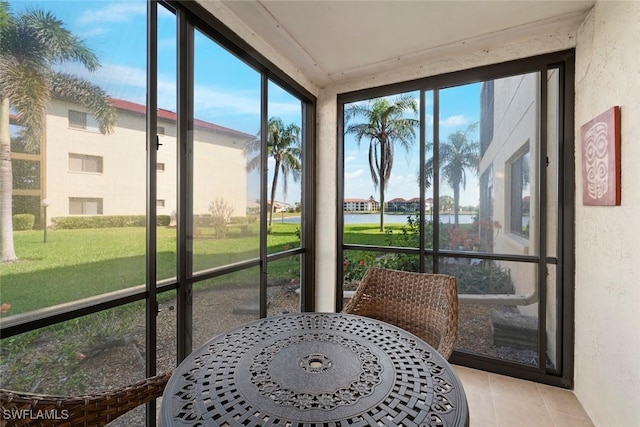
[2, 223, 301, 316]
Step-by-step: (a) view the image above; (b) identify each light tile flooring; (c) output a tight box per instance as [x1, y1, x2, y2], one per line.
[453, 365, 595, 427]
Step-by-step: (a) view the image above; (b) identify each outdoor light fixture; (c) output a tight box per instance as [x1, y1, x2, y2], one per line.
[41, 199, 51, 243]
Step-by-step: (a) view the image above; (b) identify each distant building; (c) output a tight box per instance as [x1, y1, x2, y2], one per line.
[343, 198, 379, 212]
[386, 197, 434, 213]
[12, 98, 254, 225]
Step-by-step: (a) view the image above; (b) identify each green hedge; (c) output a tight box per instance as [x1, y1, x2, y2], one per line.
[13, 214, 35, 231]
[52, 215, 171, 229]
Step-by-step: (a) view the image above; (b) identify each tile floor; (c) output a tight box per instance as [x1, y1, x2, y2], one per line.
[453, 365, 595, 427]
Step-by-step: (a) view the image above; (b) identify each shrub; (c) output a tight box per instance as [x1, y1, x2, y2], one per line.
[230, 216, 247, 225]
[209, 198, 234, 239]
[158, 215, 171, 226]
[51, 215, 169, 229]
[345, 215, 515, 295]
[13, 214, 35, 231]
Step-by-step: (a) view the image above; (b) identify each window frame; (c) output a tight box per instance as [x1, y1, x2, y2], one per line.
[69, 197, 103, 215]
[1, 0, 316, 390]
[336, 51, 575, 389]
[68, 153, 104, 174]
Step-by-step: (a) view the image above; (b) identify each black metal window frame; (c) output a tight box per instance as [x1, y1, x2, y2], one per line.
[336, 50, 575, 388]
[1, 3, 316, 425]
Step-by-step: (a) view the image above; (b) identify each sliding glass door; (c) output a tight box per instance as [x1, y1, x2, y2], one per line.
[338, 52, 574, 387]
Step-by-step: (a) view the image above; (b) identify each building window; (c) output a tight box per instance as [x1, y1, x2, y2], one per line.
[68, 110, 100, 132]
[509, 150, 530, 237]
[157, 126, 166, 135]
[156, 162, 165, 171]
[157, 199, 165, 208]
[69, 153, 103, 173]
[69, 197, 103, 215]
[479, 80, 495, 156]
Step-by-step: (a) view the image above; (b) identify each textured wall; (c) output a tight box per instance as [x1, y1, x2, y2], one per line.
[574, 2, 640, 426]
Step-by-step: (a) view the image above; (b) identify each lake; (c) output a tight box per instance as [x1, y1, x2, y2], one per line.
[278, 213, 476, 225]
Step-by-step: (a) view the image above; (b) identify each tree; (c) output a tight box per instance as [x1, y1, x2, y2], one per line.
[439, 123, 479, 225]
[0, 3, 116, 262]
[244, 117, 301, 227]
[345, 95, 418, 232]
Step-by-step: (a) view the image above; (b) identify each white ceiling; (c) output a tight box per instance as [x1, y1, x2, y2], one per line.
[208, 1, 595, 87]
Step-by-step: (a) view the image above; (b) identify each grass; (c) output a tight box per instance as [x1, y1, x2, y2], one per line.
[2, 223, 301, 316]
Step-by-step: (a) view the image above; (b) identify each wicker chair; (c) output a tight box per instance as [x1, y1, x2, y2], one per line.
[343, 267, 458, 359]
[0, 371, 172, 427]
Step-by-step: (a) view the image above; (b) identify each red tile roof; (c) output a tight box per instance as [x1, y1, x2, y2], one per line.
[110, 98, 254, 139]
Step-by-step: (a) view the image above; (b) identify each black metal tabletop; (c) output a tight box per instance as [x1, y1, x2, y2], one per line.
[161, 313, 469, 427]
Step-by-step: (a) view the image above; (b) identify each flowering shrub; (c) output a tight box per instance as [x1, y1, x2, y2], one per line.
[343, 252, 377, 285]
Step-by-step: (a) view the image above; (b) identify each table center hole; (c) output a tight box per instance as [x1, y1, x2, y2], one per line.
[299, 353, 332, 373]
[309, 359, 323, 369]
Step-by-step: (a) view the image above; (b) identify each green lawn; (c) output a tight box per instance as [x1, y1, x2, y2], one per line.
[1, 220, 422, 316]
[1, 223, 301, 316]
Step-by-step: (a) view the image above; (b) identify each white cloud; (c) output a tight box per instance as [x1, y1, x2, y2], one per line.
[344, 155, 357, 164]
[77, 2, 147, 26]
[440, 114, 468, 127]
[345, 169, 364, 180]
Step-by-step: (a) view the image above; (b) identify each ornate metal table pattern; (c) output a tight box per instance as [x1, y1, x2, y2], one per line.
[162, 313, 469, 427]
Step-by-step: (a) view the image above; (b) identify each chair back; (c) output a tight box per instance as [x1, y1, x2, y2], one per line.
[343, 267, 458, 359]
[0, 371, 172, 427]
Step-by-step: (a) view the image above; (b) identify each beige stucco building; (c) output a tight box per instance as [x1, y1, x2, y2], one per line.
[28, 98, 253, 223]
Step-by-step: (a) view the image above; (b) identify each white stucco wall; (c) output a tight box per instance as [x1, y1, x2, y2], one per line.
[574, 2, 640, 426]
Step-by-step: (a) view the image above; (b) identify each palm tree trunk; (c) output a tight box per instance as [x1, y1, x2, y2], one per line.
[269, 162, 281, 227]
[0, 97, 17, 262]
[453, 186, 460, 226]
[379, 183, 385, 232]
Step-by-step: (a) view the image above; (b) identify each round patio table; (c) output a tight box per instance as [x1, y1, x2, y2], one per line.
[161, 313, 469, 427]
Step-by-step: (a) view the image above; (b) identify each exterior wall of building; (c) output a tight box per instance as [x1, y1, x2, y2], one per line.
[480, 73, 540, 313]
[574, 2, 640, 425]
[43, 99, 249, 223]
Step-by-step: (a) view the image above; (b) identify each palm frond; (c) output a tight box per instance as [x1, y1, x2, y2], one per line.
[50, 73, 116, 134]
[0, 57, 48, 149]
[19, 8, 99, 70]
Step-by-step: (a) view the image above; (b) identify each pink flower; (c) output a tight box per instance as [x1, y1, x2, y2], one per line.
[0, 303, 11, 313]
[343, 261, 349, 267]
[359, 260, 366, 266]
[290, 278, 296, 285]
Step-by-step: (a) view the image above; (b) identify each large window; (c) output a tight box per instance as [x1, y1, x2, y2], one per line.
[338, 52, 574, 387]
[510, 149, 531, 238]
[1, 4, 315, 427]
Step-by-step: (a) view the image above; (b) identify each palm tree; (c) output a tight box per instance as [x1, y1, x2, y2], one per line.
[439, 123, 479, 225]
[244, 117, 301, 227]
[345, 95, 418, 232]
[0, 3, 116, 262]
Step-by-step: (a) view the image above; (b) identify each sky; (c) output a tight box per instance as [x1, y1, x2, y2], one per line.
[344, 85, 482, 208]
[10, 0, 481, 207]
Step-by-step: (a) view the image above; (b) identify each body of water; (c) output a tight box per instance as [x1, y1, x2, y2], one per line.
[279, 213, 476, 225]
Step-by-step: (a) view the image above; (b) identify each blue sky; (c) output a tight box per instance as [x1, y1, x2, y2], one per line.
[10, 1, 480, 207]
[11, 0, 302, 203]
[9, 0, 301, 135]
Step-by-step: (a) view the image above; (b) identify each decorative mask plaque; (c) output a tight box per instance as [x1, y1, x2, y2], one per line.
[580, 106, 621, 206]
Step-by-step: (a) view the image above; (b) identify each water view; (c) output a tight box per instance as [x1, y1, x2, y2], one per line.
[279, 213, 476, 224]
